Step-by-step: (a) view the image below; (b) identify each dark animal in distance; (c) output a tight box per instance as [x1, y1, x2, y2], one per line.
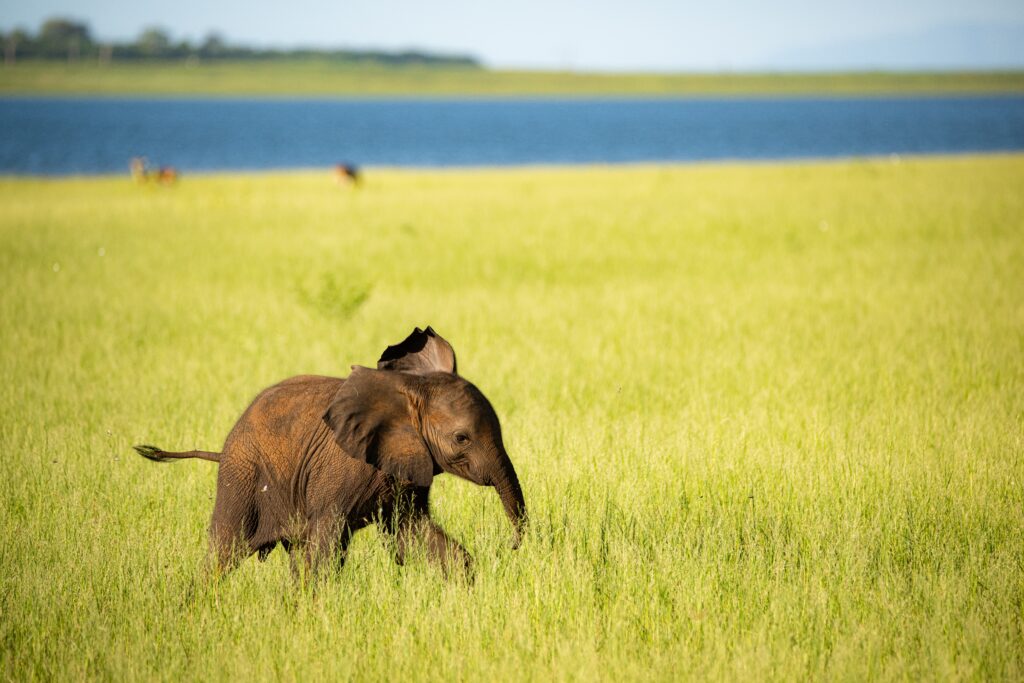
[134, 327, 526, 580]
[334, 163, 361, 187]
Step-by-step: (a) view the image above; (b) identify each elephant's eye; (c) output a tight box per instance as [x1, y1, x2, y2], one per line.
[454, 432, 470, 446]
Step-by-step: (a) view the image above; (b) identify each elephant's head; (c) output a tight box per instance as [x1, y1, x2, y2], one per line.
[323, 327, 527, 547]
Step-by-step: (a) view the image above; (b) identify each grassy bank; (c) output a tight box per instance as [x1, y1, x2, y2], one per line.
[2, 61, 1024, 96]
[1, 156, 1022, 680]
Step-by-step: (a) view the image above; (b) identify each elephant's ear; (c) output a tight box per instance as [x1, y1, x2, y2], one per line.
[378, 326, 457, 375]
[323, 366, 433, 489]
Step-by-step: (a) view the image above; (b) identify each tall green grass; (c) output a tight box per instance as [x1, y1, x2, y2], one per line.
[1, 156, 1022, 680]
[2, 61, 1024, 96]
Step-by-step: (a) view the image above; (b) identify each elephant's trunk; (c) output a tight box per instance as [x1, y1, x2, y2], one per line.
[491, 453, 527, 549]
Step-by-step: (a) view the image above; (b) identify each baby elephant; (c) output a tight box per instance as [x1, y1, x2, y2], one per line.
[135, 327, 526, 579]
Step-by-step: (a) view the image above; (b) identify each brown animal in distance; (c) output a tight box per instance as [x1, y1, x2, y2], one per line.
[130, 157, 178, 185]
[155, 166, 178, 185]
[134, 327, 526, 581]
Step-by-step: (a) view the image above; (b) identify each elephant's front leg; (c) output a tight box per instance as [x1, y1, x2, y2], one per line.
[391, 488, 473, 577]
[396, 515, 472, 576]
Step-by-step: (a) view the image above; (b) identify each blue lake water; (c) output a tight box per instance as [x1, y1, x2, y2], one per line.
[1, 96, 1023, 174]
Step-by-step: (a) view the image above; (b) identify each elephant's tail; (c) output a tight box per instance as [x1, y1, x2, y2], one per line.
[134, 444, 221, 463]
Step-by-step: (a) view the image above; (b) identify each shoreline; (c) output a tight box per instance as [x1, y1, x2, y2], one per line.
[2, 150, 1022, 180]
[4, 90, 1024, 101]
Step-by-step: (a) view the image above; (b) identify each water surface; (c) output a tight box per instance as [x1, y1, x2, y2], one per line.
[1, 96, 1022, 174]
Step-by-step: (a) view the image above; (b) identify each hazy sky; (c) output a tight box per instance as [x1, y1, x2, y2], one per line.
[2, 0, 1023, 70]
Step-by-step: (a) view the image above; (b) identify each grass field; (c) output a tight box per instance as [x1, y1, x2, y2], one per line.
[2, 61, 1024, 96]
[1, 155, 1022, 680]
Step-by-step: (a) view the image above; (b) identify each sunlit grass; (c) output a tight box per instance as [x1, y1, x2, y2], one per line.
[1, 155, 1022, 680]
[2, 61, 1024, 96]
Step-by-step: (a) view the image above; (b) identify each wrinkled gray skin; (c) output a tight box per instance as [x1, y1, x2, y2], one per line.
[135, 327, 526, 580]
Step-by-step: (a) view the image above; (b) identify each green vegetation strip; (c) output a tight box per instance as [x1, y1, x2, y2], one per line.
[3, 61, 1024, 96]
[1, 156, 1022, 679]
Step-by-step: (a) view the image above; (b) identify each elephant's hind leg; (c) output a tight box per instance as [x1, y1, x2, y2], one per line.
[207, 463, 259, 577]
[208, 520, 256, 578]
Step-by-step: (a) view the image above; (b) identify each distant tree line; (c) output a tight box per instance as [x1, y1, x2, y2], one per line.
[2, 18, 481, 67]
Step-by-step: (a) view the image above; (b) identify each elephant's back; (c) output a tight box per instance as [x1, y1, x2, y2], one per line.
[221, 374, 346, 464]
[249, 374, 345, 416]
